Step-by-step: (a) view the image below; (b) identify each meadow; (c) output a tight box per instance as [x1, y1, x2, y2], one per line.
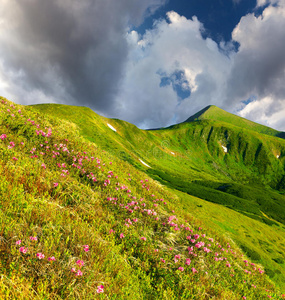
[0, 96, 284, 299]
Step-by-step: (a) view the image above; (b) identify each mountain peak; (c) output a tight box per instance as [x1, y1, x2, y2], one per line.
[184, 105, 224, 122]
[184, 105, 284, 138]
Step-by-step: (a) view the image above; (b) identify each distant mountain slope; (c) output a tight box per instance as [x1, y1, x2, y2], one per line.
[184, 105, 285, 139]
[32, 102, 285, 203]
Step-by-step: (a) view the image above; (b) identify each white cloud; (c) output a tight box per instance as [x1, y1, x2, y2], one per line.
[256, 0, 280, 7]
[114, 2, 285, 131]
[114, 11, 231, 128]
[227, 0, 285, 130]
[238, 97, 285, 130]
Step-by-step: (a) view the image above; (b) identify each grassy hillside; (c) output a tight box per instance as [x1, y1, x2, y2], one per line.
[33, 103, 285, 187]
[1, 97, 285, 299]
[33, 103, 285, 223]
[167, 188, 285, 289]
[149, 121, 285, 223]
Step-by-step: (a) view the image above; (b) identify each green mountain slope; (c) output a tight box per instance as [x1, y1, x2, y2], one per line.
[32, 103, 285, 215]
[30, 101, 285, 291]
[1, 96, 284, 299]
[31, 103, 285, 225]
[32, 103, 285, 188]
[184, 105, 285, 139]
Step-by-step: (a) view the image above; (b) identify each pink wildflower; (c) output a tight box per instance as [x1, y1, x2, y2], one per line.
[76, 270, 83, 276]
[54, 182, 58, 187]
[192, 267, 198, 274]
[71, 268, 76, 273]
[16, 240, 21, 245]
[120, 233, 125, 238]
[76, 260, 84, 267]
[185, 258, 191, 265]
[36, 253, 45, 259]
[19, 247, 27, 253]
[0, 134, 7, 140]
[48, 256, 56, 262]
[30, 236, 38, 241]
[178, 267, 184, 271]
[97, 285, 104, 293]
[83, 245, 89, 252]
[140, 237, 146, 241]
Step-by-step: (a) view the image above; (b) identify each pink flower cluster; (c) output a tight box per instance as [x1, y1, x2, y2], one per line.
[97, 285, 104, 293]
[0, 134, 7, 140]
[36, 253, 45, 259]
[19, 247, 28, 254]
[76, 259, 85, 267]
[83, 245, 89, 252]
[71, 268, 83, 276]
[48, 256, 56, 262]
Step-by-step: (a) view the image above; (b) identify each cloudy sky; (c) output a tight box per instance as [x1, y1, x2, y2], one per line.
[0, 0, 285, 130]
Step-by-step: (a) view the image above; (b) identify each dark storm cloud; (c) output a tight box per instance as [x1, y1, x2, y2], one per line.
[0, 0, 166, 111]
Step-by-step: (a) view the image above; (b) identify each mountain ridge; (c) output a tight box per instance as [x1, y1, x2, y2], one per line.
[184, 105, 285, 139]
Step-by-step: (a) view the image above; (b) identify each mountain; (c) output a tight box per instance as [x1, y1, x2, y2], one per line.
[1, 96, 285, 299]
[184, 105, 285, 138]
[31, 103, 285, 222]
[31, 102, 285, 288]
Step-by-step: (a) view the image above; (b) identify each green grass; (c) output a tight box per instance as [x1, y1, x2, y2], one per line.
[0, 97, 285, 299]
[146, 168, 285, 225]
[169, 188, 285, 288]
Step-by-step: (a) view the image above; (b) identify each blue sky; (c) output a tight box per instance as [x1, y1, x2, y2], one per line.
[138, 0, 257, 42]
[0, 0, 285, 130]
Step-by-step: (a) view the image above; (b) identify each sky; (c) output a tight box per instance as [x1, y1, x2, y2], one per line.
[0, 0, 285, 130]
